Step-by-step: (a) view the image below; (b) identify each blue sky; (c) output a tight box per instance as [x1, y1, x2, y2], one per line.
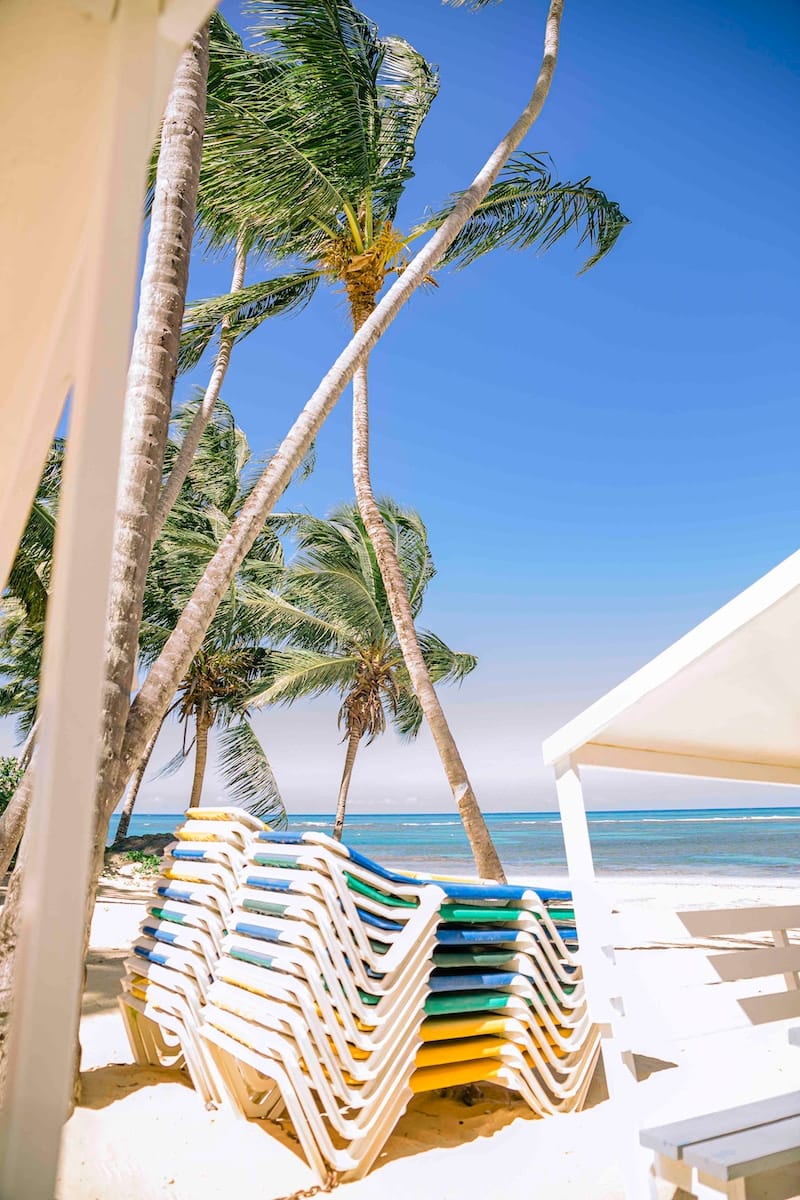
[7, 0, 799, 814]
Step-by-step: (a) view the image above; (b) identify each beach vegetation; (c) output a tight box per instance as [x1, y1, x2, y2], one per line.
[139, 401, 288, 826]
[122, 850, 161, 874]
[185, 0, 627, 878]
[0, 760, 23, 823]
[249, 501, 475, 839]
[1, 0, 585, 1099]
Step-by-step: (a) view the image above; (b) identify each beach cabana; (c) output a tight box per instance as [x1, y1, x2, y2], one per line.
[0, 4, 215, 1197]
[542, 547, 800, 1199]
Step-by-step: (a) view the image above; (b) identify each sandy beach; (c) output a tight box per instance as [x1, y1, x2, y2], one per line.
[55, 873, 800, 1200]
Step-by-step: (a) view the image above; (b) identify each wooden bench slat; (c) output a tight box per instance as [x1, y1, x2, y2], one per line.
[684, 1114, 800, 1181]
[739, 990, 800, 1025]
[639, 1091, 800, 1159]
[678, 906, 800, 938]
[709, 945, 800, 982]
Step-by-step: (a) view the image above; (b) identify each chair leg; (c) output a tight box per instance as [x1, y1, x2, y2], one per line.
[649, 1152, 693, 1197]
[693, 1169, 747, 1200]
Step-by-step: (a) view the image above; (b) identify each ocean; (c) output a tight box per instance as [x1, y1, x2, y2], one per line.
[109, 806, 800, 880]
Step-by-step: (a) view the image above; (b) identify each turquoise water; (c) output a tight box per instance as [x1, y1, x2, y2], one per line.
[109, 807, 800, 879]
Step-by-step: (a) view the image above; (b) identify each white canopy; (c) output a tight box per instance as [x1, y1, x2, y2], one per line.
[543, 547, 800, 786]
[541, 548, 800, 1200]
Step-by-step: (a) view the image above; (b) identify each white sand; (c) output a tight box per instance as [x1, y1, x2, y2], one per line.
[56, 876, 800, 1200]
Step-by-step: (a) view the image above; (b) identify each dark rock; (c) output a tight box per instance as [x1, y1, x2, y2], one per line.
[104, 833, 174, 874]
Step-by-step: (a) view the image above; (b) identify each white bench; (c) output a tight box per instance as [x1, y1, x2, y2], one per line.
[641, 1090, 800, 1199]
[640, 905, 800, 1199]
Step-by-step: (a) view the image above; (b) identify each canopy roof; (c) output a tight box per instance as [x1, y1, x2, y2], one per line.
[542, 548, 800, 785]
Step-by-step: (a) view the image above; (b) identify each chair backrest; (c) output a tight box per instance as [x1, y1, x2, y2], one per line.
[677, 904, 800, 1026]
[608, 902, 800, 1058]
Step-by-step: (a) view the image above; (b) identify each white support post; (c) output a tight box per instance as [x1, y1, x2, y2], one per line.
[772, 928, 800, 992]
[554, 757, 649, 1200]
[0, 4, 186, 1197]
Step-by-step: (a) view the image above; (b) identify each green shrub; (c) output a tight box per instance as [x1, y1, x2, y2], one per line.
[0, 756, 23, 819]
[124, 850, 161, 873]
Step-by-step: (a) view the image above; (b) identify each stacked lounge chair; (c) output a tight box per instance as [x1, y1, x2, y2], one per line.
[121, 814, 599, 1181]
[119, 807, 265, 1106]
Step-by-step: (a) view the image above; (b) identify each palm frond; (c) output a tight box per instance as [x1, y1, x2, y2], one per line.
[5, 550, 49, 626]
[197, 2, 382, 253]
[154, 746, 192, 779]
[0, 605, 42, 740]
[177, 323, 217, 375]
[424, 152, 630, 272]
[390, 688, 424, 740]
[241, 590, 356, 653]
[4, 441, 63, 622]
[373, 37, 439, 222]
[285, 567, 386, 645]
[249, 0, 383, 189]
[444, 0, 501, 8]
[179, 271, 319, 373]
[215, 720, 287, 826]
[297, 439, 317, 481]
[249, 649, 359, 706]
[418, 632, 477, 682]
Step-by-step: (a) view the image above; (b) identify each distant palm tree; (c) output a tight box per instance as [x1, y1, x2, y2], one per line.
[1, 406, 290, 840]
[182, 0, 628, 878]
[249, 501, 475, 840]
[138, 401, 289, 827]
[0, 439, 62, 748]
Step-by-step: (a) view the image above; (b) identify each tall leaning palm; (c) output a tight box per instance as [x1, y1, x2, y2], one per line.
[251, 502, 476, 840]
[182, 0, 628, 879]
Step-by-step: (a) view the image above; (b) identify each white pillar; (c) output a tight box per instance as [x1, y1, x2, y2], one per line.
[554, 757, 649, 1200]
[0, 4, 164, 1197]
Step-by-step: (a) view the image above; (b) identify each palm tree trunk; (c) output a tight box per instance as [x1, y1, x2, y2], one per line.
[19, 719, 38, 772]
[153, 231, 248, 539]
[111, 1, 564, 823]
[333, 730, 361, 841]
[351, 356, 505, 880]
[113, 717, 162, 842]
[95, 24, 209, 818]
[189, 705, 211, 808]
[0, 843, 26, 1099]
[0, 766, 32, 878]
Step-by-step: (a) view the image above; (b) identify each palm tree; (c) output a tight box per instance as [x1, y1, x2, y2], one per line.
[176, 0, 627, 878]
[137, 401, 289, 827]
[1, 408, 290, 847]
[12, 0, 569, 871]
[250, 502, 475, 839]
[3, 0, 575, 1096]
[3, 0, 573, 883]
